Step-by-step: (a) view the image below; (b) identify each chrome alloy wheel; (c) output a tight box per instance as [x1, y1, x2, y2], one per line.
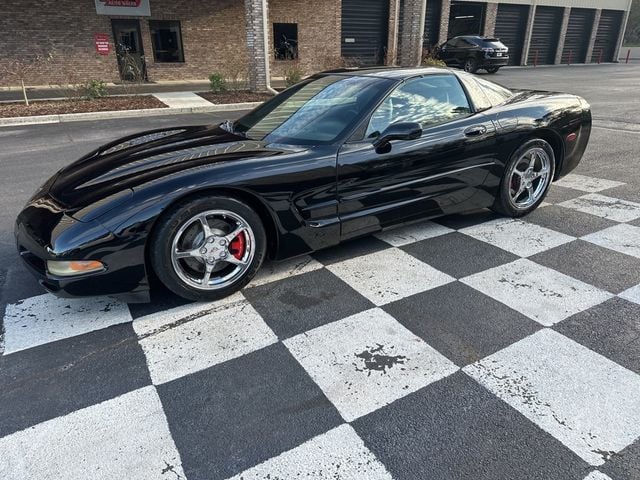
[507, 147, 551, 210]
[170, 209, 255, 290]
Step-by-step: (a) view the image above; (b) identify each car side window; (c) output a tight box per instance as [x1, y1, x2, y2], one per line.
[365, 75, 472, 138]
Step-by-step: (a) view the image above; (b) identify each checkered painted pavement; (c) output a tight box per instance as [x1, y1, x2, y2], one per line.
[1, 173, 640, 480]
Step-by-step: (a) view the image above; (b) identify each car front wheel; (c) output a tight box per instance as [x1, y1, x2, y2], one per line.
[486, 67, 500, 74]
[491, 138, 555, 217]
[150, 195, 266, 301]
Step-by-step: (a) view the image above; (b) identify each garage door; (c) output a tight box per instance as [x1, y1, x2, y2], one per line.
[561, 8, 595, 64]
[423, 0, 442, 51]
[494, 4, 529, 66]
[341, 0, 389, 66]
[591, 10, 624, 63]
[528, 6, 563, 65]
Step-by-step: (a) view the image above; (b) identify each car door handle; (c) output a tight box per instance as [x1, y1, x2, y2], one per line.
[464, 125, 487, 137]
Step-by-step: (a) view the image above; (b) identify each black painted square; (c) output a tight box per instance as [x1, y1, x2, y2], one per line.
[531, 240, 640, 293]
[243, 268, 373, 339]
[402, 232, 519, 279]
[353, 372, 587, 480]
[523, 205, 617, 237]
[555, 297, 640, 375]
[384, 282, 540, 366]
[157, 343, 342, 480]
[311, 235, 389, 265]
[0, 323, 151, 438]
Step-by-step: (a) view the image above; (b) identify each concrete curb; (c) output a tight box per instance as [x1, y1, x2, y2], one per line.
[0, 102, 261, 128]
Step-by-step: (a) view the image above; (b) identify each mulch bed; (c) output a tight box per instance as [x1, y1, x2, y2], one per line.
[0, 95, 167, 118]
[198, 91, 274, 104]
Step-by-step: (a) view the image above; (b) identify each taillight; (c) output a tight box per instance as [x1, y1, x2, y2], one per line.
[566, 132, 578, 142]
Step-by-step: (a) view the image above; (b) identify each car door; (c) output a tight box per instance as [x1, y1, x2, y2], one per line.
[439, 38, 459, 65]
[337, 74, 499, 239]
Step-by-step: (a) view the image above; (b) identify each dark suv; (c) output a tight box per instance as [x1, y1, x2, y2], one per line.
[436, 36, 509, 74]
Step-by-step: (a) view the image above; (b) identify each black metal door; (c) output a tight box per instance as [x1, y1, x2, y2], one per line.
[112, 19, 147, 82]
[591, 10, 624, 63]
[494, 4, 529, 66]
[528, 6, 563, 65]
[341, 0, 389, 66]
[561, 8, 595, 64]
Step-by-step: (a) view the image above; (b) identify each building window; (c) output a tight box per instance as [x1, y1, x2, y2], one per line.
[149, 20, 184, 63]
[273, 23, 298, 60]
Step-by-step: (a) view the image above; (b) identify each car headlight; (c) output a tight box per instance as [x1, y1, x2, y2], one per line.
[47, 260, 105, 276]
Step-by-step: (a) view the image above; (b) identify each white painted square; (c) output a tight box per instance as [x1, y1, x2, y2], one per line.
[285, 308, 458, 421]
[374, 220, 453, 247]
[134, 295, 277, 384]
[619, 284, 640, 305]
[583, 471, 613, 480]
[461, 259, 612, 326]
[464, 329, 640, 466]
[248, 255, 323, 287]
[554, 174, 625, 193]
[459, 218, 574, 257]
[0, 386, 184, 480]
[582, 224, 640, 259]
[226, 424, 393, 480]
[558, 194, 640, 222]
[326, 248, 454, 306]
[2, 294, 132, 354]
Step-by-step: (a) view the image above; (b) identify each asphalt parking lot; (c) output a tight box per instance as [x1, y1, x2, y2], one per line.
[1, 64, 640, 480]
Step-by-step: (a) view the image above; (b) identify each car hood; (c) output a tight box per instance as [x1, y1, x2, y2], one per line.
[47, 124, 288, 210]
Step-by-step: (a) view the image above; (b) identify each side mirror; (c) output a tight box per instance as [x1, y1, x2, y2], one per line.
[373, 122, 422, 150]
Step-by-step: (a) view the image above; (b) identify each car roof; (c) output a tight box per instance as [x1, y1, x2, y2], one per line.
[316, 66, 455, 80]
[453, 35, 498, 41]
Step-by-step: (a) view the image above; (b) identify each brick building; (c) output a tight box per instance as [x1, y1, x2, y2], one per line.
[0, 0, 632, 91]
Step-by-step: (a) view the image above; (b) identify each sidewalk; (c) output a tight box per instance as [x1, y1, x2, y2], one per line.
[0, 79, 287, 103]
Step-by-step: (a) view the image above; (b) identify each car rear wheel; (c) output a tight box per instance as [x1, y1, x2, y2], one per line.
[150, 195, 266, 301]
[464, 57, 478, 73]
[491, 138, 555, 217]
[486, 67, 500, 74]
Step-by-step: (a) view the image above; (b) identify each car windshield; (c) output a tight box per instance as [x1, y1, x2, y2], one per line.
[231, 75, 393, 145]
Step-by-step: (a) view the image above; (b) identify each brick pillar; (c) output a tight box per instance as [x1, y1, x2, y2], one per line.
[554, 7, 571, 64]
[387, 0, 401, 65]
[438, 0, 451, 45]
[585, 9, 602, 63]
[521, 4, 537, 66]
[483, 2, 498, 38]
[398, 0, 427, 66]
[245, 0, 270, 92]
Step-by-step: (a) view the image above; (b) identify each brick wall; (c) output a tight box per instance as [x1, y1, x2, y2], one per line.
[0, 0, 248, 87]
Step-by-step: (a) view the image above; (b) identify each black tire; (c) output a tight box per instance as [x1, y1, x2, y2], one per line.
[464, 57, 479, 73]
[491, 138, 556, 217]
[486, 67, 500, 74]
[150, 195, 267, 301]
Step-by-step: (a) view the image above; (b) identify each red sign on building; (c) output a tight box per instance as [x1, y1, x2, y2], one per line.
[94, 33, 110, 55]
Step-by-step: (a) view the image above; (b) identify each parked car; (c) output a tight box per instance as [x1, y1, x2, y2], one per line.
[436, 36, 509, 73]
[16, 67, 591, 303]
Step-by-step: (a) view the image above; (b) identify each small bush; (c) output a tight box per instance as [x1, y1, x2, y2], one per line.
[83, 79, 107, 99]
[421, 50, 447, 68]
[209, 73, 227, 93]
[283, 64, 304, 87]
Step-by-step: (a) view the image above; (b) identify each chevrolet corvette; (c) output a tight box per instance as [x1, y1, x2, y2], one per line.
[15, 67, 591, 302]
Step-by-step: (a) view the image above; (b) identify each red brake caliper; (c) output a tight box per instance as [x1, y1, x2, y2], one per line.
[228, 232, 246, 260]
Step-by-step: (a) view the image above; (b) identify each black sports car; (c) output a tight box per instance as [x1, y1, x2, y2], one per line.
[436, 36, 510, 73]
[16, 67, 591, 302]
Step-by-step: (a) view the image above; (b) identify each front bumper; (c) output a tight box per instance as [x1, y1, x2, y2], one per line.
[15, 196, 150, 302]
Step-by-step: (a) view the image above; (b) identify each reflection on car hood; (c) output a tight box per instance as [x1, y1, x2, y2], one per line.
[47, 125, 288, 209]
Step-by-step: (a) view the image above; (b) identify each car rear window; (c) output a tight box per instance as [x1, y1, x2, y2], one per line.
[478, 38, 507, 49]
